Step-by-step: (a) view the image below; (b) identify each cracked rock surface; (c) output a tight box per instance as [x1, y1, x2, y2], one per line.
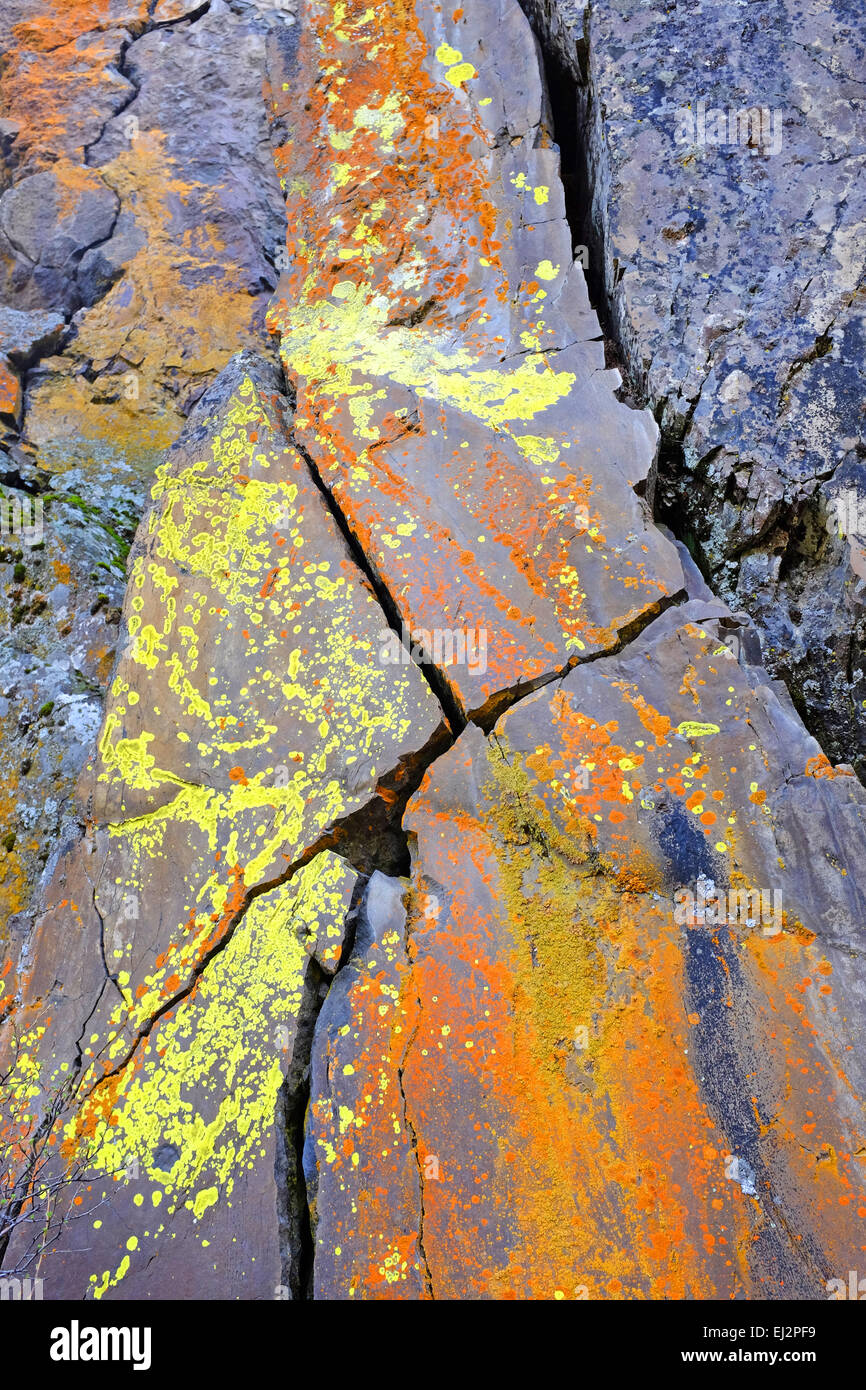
[2, 0, 866, 1302]
[521, 0, 866, 776]
[1, 350, 443, 1295]
[0, 0, 291, 944]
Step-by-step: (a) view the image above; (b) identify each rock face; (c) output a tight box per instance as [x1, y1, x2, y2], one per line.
[266, 0, 682, 725]
[1, 350, 444, 1297]
[399, 613, 866, 1298]
[305, 871, 427, 1299]
[2, 0, 865, 1303]
[520, 0, 866, 777]
[0, 0, 289, 944]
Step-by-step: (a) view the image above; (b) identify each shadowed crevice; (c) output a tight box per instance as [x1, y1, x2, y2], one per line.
[518, 0, 862, 785]
[286, 419, 467, 738]
[274, 877, 365, 1300]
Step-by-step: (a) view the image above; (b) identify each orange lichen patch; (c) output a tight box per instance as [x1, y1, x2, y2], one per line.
[261, 0, 684, 708]
[259, 566, 281, 599]
[400, 745, 753, 1299]
[1, 2, 149, 167]
[62, 1064, 126, 1159]
[739, 931, 866, 1256]
[529, 695, 640, 839]
[681, 663, 702, 705]
[0, 356, 21, 419]
[86, 642, 116, 686]
[538, 689, 695, 865]
[610, 683, 673, 745]
[10, 0, 140, 49]
[804, 754, 850, 779]
[522, 656, 740, 867]
[266, 0, 503, 337]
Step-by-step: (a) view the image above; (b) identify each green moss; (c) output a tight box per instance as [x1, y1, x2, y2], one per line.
[44, 491, 130, 562]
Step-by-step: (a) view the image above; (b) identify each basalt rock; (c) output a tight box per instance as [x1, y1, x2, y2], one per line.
[0, 0, 293, 943]
[396, 606, 866, 1298]
[2, 0, 865, 1306]
[520, 0, 866, 777]
[0, 165, 120, 315]
[1, 350, 443, 1296]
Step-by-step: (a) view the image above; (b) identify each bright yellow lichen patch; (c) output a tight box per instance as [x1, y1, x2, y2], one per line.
[76, 851, 355, 1298]
[69, 371, 431, 1063]
[96, 373, 423, 823]
[0, 353, 435, 1296]
[266, 0, 577, 472]
[275, 279, 576, 434]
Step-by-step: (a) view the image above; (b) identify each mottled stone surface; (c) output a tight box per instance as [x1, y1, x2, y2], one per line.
[5, 841, 359, 1298]
[0, 307, 65, 363]
[0, 0, 294, 939]
[0, 165, 120, 313]
[3, 0, 866, 1306]
[267, 0, 682, 720]
[393, 613, 866, 1297]
[305, 871, 426, 1299]
[2, 351, 441, 1296]
[521, 0, 866, 775]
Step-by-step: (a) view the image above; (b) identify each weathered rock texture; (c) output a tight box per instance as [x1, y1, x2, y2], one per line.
[2, 0, 865, 1303]
[521, 0, 866, 777]
[0, 0, 290, 942]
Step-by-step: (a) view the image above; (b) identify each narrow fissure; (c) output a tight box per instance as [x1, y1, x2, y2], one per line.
[473, 587, 688, 734]
[396, 1051, 434, 1298]
[395, 868, 435, 1298]
[75, 716, 453, 1110]
[285, 412, 467, 737]
[275, 878, 365, 1300]
[83, 2, 214, 168]
[653, 433, 713, 578]
[523, 4, 637, 393]
[536, 38, 584, 264]
[520, 0, 862, 781]
[281, 375, 690, 742]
